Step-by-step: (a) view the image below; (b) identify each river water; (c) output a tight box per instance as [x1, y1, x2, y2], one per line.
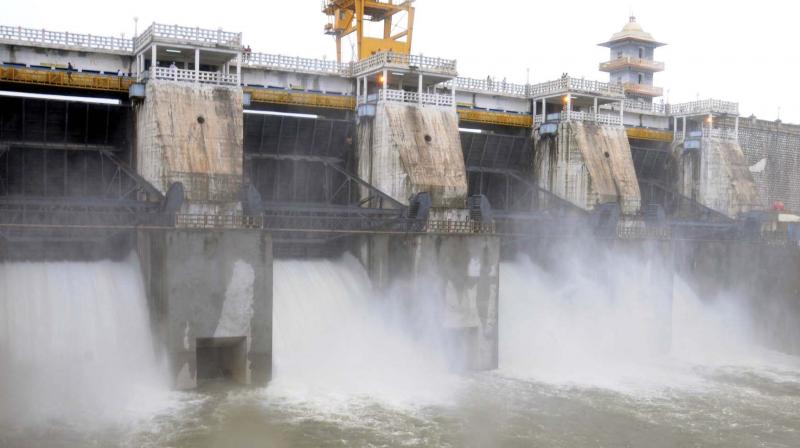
[1, 254, 799, 447]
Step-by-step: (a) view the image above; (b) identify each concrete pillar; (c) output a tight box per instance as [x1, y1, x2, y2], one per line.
[619, 99, 624, 125]
[404, 235, 501, 371]
[593, 97, 598, 115]
[673, 116, 678, 139]
[542, 98, 546, 121]
[151, 44, 157, 74]
[382, 69, 388, 102]
[194, 48, 200, 83]
[356, 75, 361, 103]
[236, 53, 242, 85]
[566, 94, 572, 116]
[735, 116, 739, 135]
[418, 73, 423, 106]
[683, 116, 687, 133]
[532, 98, 537, 118]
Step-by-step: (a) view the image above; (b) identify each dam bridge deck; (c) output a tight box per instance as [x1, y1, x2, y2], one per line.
[0, 205, 770, 248]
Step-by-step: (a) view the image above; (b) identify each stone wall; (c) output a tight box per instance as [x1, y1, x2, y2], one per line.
[726, 117, 800, 212]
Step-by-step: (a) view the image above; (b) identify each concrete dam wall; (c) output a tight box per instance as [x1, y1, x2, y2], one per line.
[357, 103, 468, 208]
[535, 122, 640, 214]
[136, 80, 244, 212]
[733, 118, 800, 211]
[676, 137, 759, 217]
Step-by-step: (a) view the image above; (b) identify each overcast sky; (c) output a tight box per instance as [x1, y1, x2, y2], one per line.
[6, 1, 798, 122]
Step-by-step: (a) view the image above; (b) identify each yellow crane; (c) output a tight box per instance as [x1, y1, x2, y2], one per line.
[323, 0, 415, 63]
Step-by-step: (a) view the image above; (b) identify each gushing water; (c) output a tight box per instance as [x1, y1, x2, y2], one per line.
[498, 251, 799, 391]
[1, 251, 799, 447]
[0, 255, 175, 432]
[270, 254, 457, 408]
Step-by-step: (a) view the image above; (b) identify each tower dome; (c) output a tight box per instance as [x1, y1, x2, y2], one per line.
[600, 16, 665, 47]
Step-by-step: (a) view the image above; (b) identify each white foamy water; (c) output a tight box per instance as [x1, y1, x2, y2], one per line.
[0, 250, 795, 447]
[269, 254, 458, 409]
[499, 252, 800, 392]
[0, 255, 180, 433]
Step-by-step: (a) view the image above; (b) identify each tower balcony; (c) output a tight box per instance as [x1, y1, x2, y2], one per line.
[600, 57, 665, 73]
[623, 83, 663, 97]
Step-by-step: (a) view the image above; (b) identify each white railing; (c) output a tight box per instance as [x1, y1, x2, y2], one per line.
[245, 52, 348, 75]
[703, 128, 739, 140]
[147, 66, 239, 85]
[134, 23, 241, 50]
[352, 52, 457, 75]
[242, 51, 457, 78]
[534, 111, 622, 126]
[624, 98, 667, 114]
[529, 77, 624, 98]
[0, 25, 133, 52]
[667, 99, 739, 117]
[371, 89, 454, 107]
[562, 110, 622, 126]
[448, 76, 626, 99]
[449, 77, 528, 97]
[675, 131, 685, 141]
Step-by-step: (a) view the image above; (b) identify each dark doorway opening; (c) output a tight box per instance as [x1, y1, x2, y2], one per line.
[196, 336, 247, 384]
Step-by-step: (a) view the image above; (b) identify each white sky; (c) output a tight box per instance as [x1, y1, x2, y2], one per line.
[6, 1, 798, 122]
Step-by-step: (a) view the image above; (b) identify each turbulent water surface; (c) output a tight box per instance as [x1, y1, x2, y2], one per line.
[1, 254, 800, 447]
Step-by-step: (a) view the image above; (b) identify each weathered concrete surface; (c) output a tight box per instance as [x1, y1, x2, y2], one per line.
[535, 122, 640, 214]
[361, 234, 500, 371]
[357, 103, 468, 207]
[135, 80, 243, 212]
[137, 229, 272, 389]
[675, 137, 760, 217]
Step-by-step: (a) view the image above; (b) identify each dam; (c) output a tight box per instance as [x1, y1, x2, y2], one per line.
[1, 3, 800, 446]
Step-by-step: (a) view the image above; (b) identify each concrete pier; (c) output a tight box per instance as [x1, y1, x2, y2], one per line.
[357, 102, 468, 208]
[361, 234, 500, 371]
[535, 121, 641, 214]
[135, 80, 244, 214]
[138, 230, 272, 389]
[674, 134, 759, 217]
